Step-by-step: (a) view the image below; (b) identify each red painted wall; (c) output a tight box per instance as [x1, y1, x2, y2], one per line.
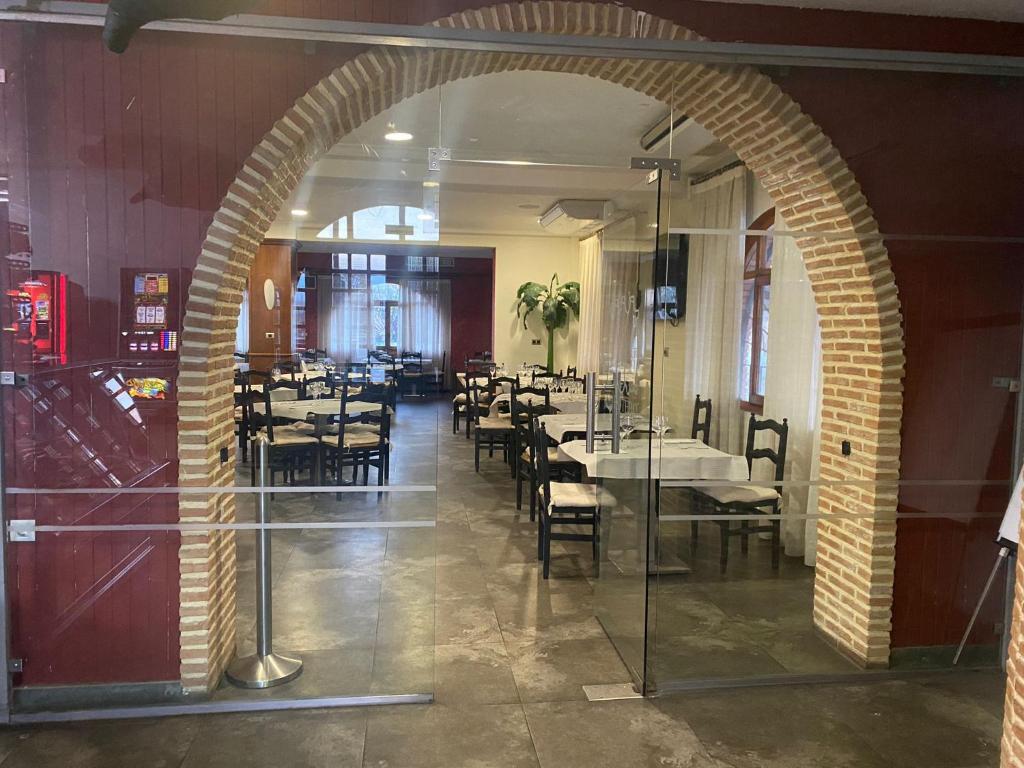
[2, 2, 1022, 685]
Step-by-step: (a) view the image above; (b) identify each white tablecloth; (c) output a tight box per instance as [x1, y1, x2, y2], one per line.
[557, 439, 748, 481]
[539, 414, 651, 443]
[489, 391, 591, 414]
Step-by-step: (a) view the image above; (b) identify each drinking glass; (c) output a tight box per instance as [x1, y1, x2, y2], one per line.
[652, 415, 669, 439]
[620, 413, 636, 443]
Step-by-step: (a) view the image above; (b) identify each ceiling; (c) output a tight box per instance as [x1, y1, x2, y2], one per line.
[267, 70, 734, 243]
[692, 0, 1024, 23]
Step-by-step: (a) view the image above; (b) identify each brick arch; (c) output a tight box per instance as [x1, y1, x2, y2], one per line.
[177, 1, 904, 691]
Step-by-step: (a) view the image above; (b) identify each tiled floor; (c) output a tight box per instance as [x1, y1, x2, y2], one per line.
[1, 399, 1006, 766]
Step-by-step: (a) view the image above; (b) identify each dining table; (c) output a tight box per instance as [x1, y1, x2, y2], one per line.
[557, 438, 747, 481]
[489, 391, 591, 414]
[251, 398, 386, 420]
[557, 437, 748, 574]
[538, 413, 650, 443]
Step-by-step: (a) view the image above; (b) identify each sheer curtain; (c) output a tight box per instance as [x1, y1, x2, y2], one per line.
[756, 226, 824, 563]
[681, 167, 748, 455]
[235, 289, 250, 355]
[576, 233, 603, 373]
[318, 280, 370, 363]
[400, 278, 451, 366]
[600, 216, 643, 372]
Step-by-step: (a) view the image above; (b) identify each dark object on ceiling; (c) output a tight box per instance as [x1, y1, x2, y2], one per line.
[103, 0, 263, 53]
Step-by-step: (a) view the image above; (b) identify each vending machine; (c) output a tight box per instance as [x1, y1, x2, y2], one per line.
[4, 271, 69, 366]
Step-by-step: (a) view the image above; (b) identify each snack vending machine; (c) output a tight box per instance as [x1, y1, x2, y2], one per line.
[5, 271, 69, 366]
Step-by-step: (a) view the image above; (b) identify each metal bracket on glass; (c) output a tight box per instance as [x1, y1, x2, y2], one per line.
[8, 520, 35, 543]
[428, 147, 451, 171]
[630, 156, 681, 181]
[584, 370, 622, 454]
[0, 371, 28, 388]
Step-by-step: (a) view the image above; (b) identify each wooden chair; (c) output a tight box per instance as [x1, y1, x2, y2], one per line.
[691, 394, 712, 442]
[301, 374, 335, 401]
[319, 382, 392, 494]
[275, 359, 300, 380]
[532, 371, 560, 388]
[471, 380, 512, 472]
[266, 377, 301, 403]
[532, 419, 614, 579]
[488, 376, 520, 419]
[692, 412, 789, 572]
[453, 371, 489, 435]
[562, 366, 578, 379]
[511, 386, 555, 518]
[243, 389, 319, 491]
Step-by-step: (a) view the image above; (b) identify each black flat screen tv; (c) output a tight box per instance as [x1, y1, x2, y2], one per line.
[656, 233, 689, 322]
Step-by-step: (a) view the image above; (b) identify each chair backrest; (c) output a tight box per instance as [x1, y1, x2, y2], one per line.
[242, 388, 276, 441]
[512, 385, 551, 414]
[463, 371, 490, 395]
[490, 376, 520, 397]
[744, 412, 789, 491]
[266, 378, 301, 402]
[691, 394, 713, 442]
[243, 369, 272, 391]
[563, 366, 578, 378]
[469, 378, 493, 425]
[275, 360, 300, 379]
[532, 418, 553, 507]
[301, 375, 335, 400]
[532, 371, 559, 386]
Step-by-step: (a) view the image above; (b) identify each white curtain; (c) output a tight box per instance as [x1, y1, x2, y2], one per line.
[318, 279, 370, 363]
[235, 289, 250, 354]
[681, 167, 748, 455]
[576, 233, 603, 373]
[756, 226, 824, 563]
[400, 278, 451, 368]
[599, 216, 645, 373]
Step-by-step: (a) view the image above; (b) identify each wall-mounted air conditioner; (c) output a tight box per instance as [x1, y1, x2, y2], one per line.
[539, 200, 616, 236]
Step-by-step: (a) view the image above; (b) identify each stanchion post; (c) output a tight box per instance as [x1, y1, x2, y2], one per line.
[585, 373, 596, 454]
[226, 436, 303, 689]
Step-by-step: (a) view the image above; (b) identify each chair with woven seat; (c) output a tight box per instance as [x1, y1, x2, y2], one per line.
[511, 387, 556, 518]
[532, 419, 614, 579]
[488, 376, 520, 419]
[242, 389, 319, 490]
[453, 371, 489, 436]
[692, 412, 788, 572]
[399, 351, 424, 399]
[471, 380, 512, 471]
[319, 382, 392, 494]
[691, 394, 712, 443]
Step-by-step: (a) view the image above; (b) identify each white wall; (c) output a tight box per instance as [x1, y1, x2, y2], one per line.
[441, 233, 580, 372]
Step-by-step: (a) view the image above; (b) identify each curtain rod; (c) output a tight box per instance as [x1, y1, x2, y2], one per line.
[689, 160, 745, 187]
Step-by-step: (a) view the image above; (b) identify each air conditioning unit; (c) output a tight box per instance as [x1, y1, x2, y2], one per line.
[539, 200, 616, 236]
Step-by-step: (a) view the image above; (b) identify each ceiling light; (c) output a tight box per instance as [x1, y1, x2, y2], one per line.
[417, 212, 435, 221]
[384, 122, 413, 142]
[422, 181, 440, 188]
[291, 209, 309, 217]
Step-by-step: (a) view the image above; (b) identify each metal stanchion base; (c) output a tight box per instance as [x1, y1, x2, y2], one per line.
[226, 653, 303, 689]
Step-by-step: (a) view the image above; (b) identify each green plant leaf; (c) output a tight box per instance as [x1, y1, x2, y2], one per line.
[515, 281, 546, 329]
[542, 295, 568, 330]
[558, 281, 581, 316]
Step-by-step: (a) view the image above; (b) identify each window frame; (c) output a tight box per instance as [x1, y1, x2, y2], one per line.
[739, 208, 775, 414]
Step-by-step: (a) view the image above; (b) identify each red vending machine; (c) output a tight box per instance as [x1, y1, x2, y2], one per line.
[4, 271, 69, 366]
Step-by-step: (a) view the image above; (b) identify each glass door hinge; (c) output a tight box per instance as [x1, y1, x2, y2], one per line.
[8, 520, 35, 543]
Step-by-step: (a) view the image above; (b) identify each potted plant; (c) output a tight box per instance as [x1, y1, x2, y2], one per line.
[515, 274, 581, 372]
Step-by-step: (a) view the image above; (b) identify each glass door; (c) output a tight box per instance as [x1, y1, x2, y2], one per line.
[590, 167, 671, 694]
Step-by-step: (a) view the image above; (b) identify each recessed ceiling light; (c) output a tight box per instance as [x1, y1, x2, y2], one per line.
[384, 122, 413, 142]
[417, 212, 435, 221]
[291, 209, 309, 217]
[469, 137, 479, 143]
[422, 181, 440, 188]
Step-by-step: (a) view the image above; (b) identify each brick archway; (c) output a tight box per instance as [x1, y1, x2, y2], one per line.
[177, 1, 904, 692]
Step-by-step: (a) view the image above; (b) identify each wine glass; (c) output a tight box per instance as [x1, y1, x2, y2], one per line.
[620, 413, 636, 443]
[652, 415, 669, 439]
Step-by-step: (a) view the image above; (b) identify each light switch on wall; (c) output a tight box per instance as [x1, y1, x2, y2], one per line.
[265, 332, 275, 339]
[531, 339, 542, 346]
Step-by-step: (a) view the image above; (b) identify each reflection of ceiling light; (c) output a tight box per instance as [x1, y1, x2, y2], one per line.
[422, 181, 440, 188]
[518, 204, 541, 211]
[384, 122, 413, 142]
[291, 209, 309, 217]
[417, 212, 435, 221]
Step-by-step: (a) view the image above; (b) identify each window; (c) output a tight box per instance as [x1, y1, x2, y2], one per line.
[739, 208, 775, 412]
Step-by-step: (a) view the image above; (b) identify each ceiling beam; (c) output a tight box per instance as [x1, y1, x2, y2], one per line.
[2, 0, 1024, 77]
